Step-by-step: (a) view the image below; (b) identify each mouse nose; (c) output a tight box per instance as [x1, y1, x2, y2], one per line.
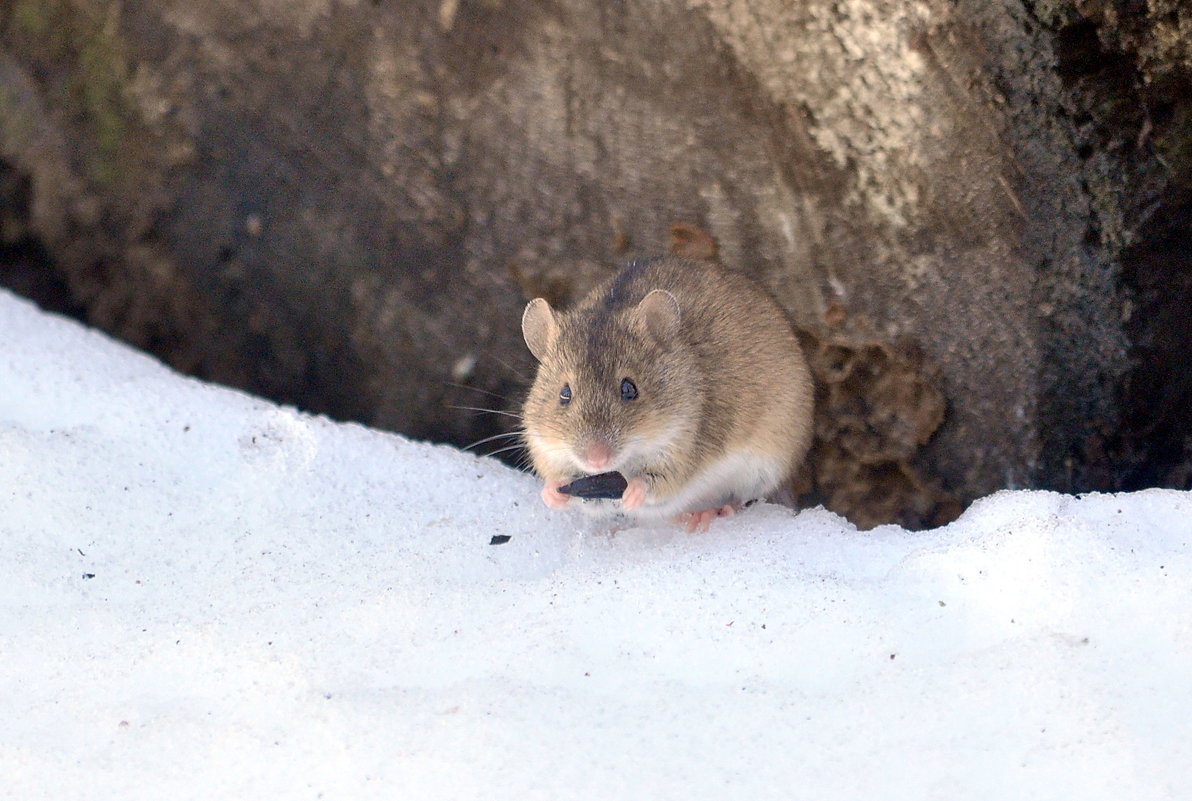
[584, 441, 612, 470]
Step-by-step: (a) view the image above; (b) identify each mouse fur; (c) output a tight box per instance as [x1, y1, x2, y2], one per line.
[520, 255, 813, 527]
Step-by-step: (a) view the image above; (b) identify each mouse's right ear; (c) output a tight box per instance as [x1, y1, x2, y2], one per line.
[522, 298, 559, 363]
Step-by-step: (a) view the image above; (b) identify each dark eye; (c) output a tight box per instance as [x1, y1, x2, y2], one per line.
[620, 378, 638, 401]
[559, 384, 572, 406]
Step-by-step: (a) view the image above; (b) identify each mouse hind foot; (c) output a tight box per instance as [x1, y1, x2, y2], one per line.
[676, 502, 739, 533]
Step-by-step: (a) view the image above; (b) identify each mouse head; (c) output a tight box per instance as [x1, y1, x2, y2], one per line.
[521, 288, 700, 480]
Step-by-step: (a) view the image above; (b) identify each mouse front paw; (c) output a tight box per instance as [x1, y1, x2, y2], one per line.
[621, 476, 649, 510]
[541, 480, 572, 509]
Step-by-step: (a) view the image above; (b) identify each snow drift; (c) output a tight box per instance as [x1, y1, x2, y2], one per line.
[1, 291, 1189, 800]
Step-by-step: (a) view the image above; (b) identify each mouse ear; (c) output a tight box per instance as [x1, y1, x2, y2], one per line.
[635, 289, 681, 341]
[521, 298, 559, 362]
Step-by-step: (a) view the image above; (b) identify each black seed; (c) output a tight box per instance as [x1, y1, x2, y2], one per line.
[558, 471, 628, 499]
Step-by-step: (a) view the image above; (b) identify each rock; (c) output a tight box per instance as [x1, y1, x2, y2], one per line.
[1, 0, 1188, 527]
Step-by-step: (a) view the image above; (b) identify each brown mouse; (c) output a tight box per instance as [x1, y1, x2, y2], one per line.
[520, 255, 814, 531]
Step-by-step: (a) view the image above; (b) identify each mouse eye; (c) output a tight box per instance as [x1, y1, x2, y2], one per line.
[620, 378, 638, 401]
[559, 383, 572, 406]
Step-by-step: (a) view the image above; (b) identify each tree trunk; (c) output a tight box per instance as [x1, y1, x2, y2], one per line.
[2, 0, 1189, 527]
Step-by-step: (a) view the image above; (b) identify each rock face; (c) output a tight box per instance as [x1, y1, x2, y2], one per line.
[1, 0, 1189, 527]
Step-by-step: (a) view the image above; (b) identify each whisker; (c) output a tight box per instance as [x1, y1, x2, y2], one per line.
[485, 443, 529, 459]
[447, 404, 523, 420]
[447, 348, 532, 385]
[444, 381, 512, 402]
[463, 431, 524, 451]
[418, 325, 532, 384]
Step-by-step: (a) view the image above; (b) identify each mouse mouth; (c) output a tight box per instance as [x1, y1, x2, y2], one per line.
[570, 423, 683, 477]
[573, 439, 617, 475]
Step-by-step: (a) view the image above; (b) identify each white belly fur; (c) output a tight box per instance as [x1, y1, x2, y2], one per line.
[646, 448, 786, 517]
[567, 449, 784, 522]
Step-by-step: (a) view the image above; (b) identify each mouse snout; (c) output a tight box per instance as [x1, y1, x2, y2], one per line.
[581, 440, 613, 472]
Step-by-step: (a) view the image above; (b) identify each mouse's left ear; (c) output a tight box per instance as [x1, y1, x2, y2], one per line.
[635, 289, 681, 342]
[522, 298, 559, 362]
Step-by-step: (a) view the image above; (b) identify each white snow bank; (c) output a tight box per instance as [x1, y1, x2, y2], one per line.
[0, 290, 1189, 800]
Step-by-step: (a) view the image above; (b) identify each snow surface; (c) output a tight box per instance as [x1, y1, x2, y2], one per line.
[1, 288, 1190, 800]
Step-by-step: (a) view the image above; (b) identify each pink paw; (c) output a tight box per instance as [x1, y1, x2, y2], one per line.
[621, 477, 648, 510]
[541, 480, 571, 510]
[676, 503, 737, 533]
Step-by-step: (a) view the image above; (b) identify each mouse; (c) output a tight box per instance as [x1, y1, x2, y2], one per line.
[520, 255, 814, 531]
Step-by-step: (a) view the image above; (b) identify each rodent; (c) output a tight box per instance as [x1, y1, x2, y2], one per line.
[520, 255, 814, 531]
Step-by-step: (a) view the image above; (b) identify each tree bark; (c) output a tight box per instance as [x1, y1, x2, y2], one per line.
[2, 0, 1189, 527]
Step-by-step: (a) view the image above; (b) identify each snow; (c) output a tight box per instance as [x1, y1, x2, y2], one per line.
[1, 288, 1190, 800]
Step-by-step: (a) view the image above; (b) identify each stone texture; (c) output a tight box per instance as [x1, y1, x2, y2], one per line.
[1, 0, 1188, 527]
